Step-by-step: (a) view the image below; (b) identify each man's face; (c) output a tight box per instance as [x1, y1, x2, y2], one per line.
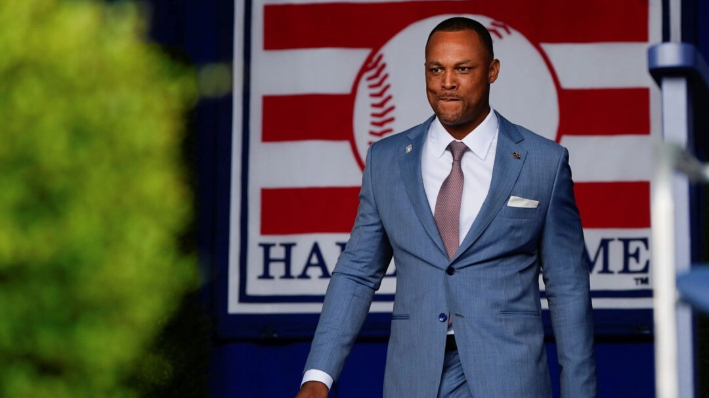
[425, 29, 500, 137]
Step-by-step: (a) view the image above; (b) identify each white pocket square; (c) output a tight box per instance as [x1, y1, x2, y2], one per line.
[507, 196, 539, 208]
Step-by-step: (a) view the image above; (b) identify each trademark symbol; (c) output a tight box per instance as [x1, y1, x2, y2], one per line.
[634, 277, 649, 286]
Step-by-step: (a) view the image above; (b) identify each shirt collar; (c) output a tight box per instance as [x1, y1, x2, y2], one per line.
[428, 108, 499, 161]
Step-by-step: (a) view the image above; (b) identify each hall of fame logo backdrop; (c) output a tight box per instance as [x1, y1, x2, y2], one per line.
[231, 0, 662, 333]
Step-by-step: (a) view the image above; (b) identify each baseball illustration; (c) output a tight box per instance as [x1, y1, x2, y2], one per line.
[351, 14, 560, 169]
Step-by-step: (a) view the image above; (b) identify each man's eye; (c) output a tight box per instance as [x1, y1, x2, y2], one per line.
[458, 67, 471, 72]
[429, 68, 441, 73]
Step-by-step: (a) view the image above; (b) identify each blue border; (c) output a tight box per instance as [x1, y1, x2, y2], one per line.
[237, 0, 253, 306]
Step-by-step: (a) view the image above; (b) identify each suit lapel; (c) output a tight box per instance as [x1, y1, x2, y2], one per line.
[398, 117, 448, 258]
[453, 113, 527, 261]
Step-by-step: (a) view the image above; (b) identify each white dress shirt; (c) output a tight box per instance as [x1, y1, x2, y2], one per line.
[302, 110, 499, 390]
[422, 109, 498, 247]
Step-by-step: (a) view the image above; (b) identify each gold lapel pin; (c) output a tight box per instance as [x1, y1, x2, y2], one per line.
[406, 144, 413, 153]
[513, 152, 521, 160]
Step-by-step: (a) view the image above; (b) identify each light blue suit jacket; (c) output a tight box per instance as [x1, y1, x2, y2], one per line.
[305, 112, 597, 398]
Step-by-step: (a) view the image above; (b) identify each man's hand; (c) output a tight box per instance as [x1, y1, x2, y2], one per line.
[295, 381, 329, 398]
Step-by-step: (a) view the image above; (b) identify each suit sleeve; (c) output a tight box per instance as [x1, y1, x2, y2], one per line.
[303, 143, 393, 382]
[540, 148, 597, 398]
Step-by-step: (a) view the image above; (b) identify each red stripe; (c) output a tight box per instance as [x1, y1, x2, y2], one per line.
[262, 95, 354, 141]
[261, 187, 359, 234]
[533, 1, 648, 44]
[574, 182, 649, 229]
[262, 182, 648, 235]
[558, 89, 650, 137]
[264, 1, 647, 50]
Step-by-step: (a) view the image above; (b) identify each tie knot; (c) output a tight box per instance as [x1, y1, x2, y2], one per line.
[448, 141, 468, 162]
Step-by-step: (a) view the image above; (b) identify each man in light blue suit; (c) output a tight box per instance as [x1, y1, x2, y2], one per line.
[296, 17, 596, 398]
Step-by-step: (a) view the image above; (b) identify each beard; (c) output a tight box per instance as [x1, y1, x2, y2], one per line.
[433, 101, 470, 126]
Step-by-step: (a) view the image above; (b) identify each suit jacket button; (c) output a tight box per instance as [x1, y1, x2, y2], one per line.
[438, 313, 447, 323]
[446, 266, 455, 276]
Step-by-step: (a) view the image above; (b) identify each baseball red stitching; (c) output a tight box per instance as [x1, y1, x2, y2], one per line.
[487, 20, 511, 40]
[363, 51, 396, 139]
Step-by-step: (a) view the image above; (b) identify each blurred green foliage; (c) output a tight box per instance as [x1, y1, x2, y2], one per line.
[0, 0, 198, 397]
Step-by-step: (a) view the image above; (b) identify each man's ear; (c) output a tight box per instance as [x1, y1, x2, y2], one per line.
[488, 59, 500, 84]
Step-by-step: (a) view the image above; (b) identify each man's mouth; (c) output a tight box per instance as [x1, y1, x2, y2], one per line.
[437, 95, 462, 101]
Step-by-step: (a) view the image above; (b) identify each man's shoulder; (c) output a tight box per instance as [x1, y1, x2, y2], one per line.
[498, 113, 565, 156]
[370, 116, 433, 150]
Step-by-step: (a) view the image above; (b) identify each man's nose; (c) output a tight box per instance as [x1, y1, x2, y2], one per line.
[441, 72, 457, 89]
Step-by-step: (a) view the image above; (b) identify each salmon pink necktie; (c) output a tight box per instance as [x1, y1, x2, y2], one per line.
[434, 141, 468, 260]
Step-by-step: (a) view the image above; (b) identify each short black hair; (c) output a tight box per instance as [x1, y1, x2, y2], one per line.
[426, 17, 494, 59]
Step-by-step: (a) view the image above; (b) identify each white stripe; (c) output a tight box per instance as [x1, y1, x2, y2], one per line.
[254, 49, 371, 95]
[560, 135, 653, 181]
[541, 43, 655, 88]
[550, 298, 652, 309]
[252, 141, 363, 187]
